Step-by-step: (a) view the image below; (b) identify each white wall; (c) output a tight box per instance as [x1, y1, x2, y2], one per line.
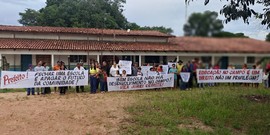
[0, 32, 14, 38]
[14, 33, 59, 40]
[229, 57, 244, 65]
[5, 54, 20, 66]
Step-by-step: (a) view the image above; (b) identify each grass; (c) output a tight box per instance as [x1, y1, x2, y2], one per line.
[121, 85, 270, 135]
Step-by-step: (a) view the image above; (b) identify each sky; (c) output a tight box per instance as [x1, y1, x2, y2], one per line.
[0, 0, 269, 40]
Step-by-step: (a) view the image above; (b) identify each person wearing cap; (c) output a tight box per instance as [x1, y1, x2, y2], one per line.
[26, 64, 35, 96]
[176, 60, 183, 87]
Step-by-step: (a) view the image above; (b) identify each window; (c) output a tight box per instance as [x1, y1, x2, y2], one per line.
[247, 56, 255, 64]
[70, 55, 87, 63]
[145, 56, 160, 64]
[201, 56, 212, 63]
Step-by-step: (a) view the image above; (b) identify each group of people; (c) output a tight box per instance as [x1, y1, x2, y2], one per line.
[26, 58, 270, 96]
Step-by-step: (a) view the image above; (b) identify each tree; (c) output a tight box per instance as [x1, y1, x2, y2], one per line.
[186, 0, 270, 28]
[19, 0, 128, 29]
[213, 31, 249, 38]
[266, 33, 270, 41]
[183, 11, 223, 37]
[18, 9, 40, 26]
[18, 0, 173, 34]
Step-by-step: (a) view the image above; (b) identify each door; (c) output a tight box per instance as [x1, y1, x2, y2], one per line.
[220, 56, 229, 69]
[21, 55, 32, 71]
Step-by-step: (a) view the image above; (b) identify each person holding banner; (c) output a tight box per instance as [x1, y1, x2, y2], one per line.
[34, 61, 45, 95]
[89, 63, 98, 94]
[169, 64, 178, 88]
[53, 61, 61, 93]
[176, 60, 183, 87]
[74, 63, 85, 93]
[180, 64, 191, 90]
[137, 67, 143, 76]
[42, 62, 51, 94]
[121, 70, 127, 77]
[110, 61, 119, 77]
[99, 69, 108, 93]
[59, 64, 67, 95]
[26, 64, 35, 96]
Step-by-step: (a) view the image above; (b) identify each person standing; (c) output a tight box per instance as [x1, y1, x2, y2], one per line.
[176, 60, 183, 87]
[169, 64, 178, 89]
[53, 61, 61, 93]
[101, 61, 110, 92]
[121, 70, 127, 77]
[26, 64, 35, 96]
[74, 63, 85, 93]
[42, 62, 51, 94]
[89, 63, 98, 94]
[99, 69, 107, 93]
[137, 67, 143, 76]
[59, 64, 67, 95]
[34, 61, 45, 95]
[110, 61, 119, 77]
[131, 63, 138, 76]
[263, 69, 269, 88]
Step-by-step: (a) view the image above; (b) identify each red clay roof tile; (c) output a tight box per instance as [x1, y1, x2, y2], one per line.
[0, 37, 270, 53]
[0, 25, 173, 37]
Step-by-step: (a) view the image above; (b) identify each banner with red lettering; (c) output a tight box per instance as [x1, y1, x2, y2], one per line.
[0, 70, 88, 89]
[107, 74, 174, 91]
[196, 69, 263, 83]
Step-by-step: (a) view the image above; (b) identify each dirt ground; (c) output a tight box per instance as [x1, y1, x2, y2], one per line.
[0, 92, 135, 135]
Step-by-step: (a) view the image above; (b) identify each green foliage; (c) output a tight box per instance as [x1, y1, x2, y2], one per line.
[19, 0, 127, 29]
[186, 0, 270, 28]
[183, 11, 223, 37]
[122, 86, 270, 135]
[126, 23, 173, 34]
[266, 33, 270, 42]
[213, 31, 249, 38]
[18, 0, 172, 34]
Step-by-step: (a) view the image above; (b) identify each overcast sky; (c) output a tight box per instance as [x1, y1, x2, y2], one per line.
[0, 0, 269, 40]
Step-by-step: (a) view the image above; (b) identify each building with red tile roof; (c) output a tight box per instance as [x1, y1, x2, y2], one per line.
[0, 25, 269, 70]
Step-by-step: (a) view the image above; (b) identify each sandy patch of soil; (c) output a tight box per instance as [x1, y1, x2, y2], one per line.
[178, 118, 213, 132]
[0, 92, 134, 135]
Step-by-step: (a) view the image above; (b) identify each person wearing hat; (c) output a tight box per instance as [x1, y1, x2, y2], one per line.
[26, 64, 35, 96]
[176, 60, 183, 87]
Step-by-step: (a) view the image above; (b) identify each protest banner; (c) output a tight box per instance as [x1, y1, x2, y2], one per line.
[0, 70, 88, 89]
[196, 69, 263, 83]
[180, 72, 190, 83]
[141, 66, 152, 76]
[118, 60, 132, 74]
[168, 62, 176, 68]
[161, 65, 169, 75]
[107, 74, 174, 91]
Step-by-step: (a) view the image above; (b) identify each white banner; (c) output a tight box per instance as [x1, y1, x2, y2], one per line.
[168, 62, 176, 68]
[118, 60, 132, 75]
[161, 65, 169, 75]
[1, 70, 88, 89]
[196, 69, 263, 83]
[141, 66, 152, 76]
[180, 72, 190, 83]
[107, 74, 174, 91]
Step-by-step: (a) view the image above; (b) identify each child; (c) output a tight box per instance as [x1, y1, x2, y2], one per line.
[115, 70, 121, 77]
[263, 70, 269, 88]
[137, 67, 143, 76]
[121, 70, 127, 77]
